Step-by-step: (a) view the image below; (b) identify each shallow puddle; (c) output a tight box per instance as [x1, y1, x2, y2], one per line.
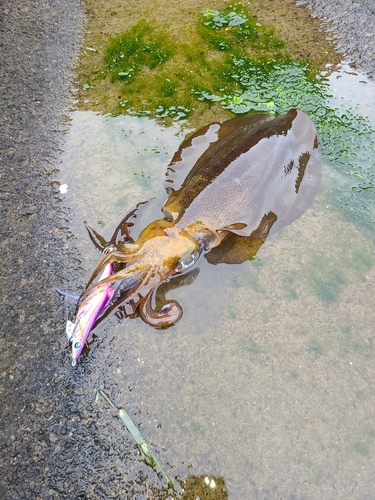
[57, 2, 375, 498]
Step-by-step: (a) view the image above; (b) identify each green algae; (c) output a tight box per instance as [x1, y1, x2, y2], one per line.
[243, 339, 264, 355]
[228, 304, 237, 319]
[95, 390, 174, 488]
[199, 3, 285, 53]
[104, 21, 174, 83]
[304, 223, 375, 304]
[283, 276, 298, 299]
[308, 340, 323, 357]
[354, 441, 370, 457]
[96, 3, 292, 120]
[309, 266, 346, 304]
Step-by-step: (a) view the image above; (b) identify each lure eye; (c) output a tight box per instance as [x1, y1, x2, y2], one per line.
[74, 341, 81, 349]
[175, 251, 200, 273]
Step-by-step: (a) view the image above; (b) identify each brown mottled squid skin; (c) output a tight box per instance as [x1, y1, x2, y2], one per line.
[79, 109, 321, 328]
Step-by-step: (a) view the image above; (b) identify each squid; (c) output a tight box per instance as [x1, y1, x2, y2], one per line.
[66, 109, 321, 365]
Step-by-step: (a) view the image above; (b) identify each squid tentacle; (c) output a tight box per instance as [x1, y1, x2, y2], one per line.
[131, 265, 183, 327]
[106, 264, 182, 326]
[86, 246, 141, 288]
[138, 291, 182, 328]
[84, 200, 151, 252]
[119, 265, 163, 317]
[84, 222, 109, 252]
[111, 200, 150, 246]
[79, 260, 145, 306]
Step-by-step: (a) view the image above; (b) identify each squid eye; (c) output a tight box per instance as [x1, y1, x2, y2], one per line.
[74, 341, 81, 349]
[175, 251, 200, 273]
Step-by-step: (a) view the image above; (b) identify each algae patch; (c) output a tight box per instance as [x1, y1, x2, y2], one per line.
[305, 224, 375, 304]
[199, 3, 285, 53]
[104, 21, 174, 83]
[78, 3, 305, 121]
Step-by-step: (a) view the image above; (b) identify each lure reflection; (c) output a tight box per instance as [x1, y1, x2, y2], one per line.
[68, 109, 321, 364]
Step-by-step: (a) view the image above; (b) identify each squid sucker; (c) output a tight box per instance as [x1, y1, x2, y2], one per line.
[67, 109, 321, 365]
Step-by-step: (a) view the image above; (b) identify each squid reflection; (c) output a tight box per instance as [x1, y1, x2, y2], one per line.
[65, 109, 321, 365]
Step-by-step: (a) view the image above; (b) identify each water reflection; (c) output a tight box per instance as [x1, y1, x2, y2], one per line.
[327, 62, 375, 126]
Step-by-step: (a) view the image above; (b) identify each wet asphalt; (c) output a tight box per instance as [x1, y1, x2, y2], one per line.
[1, 0, 375, 499]
[0, 0, 95, 498]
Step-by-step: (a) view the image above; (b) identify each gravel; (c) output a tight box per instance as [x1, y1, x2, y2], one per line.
[298, 0, 375, 76]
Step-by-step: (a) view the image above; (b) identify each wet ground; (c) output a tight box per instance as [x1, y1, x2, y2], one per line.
[1, 1, 375, 499]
